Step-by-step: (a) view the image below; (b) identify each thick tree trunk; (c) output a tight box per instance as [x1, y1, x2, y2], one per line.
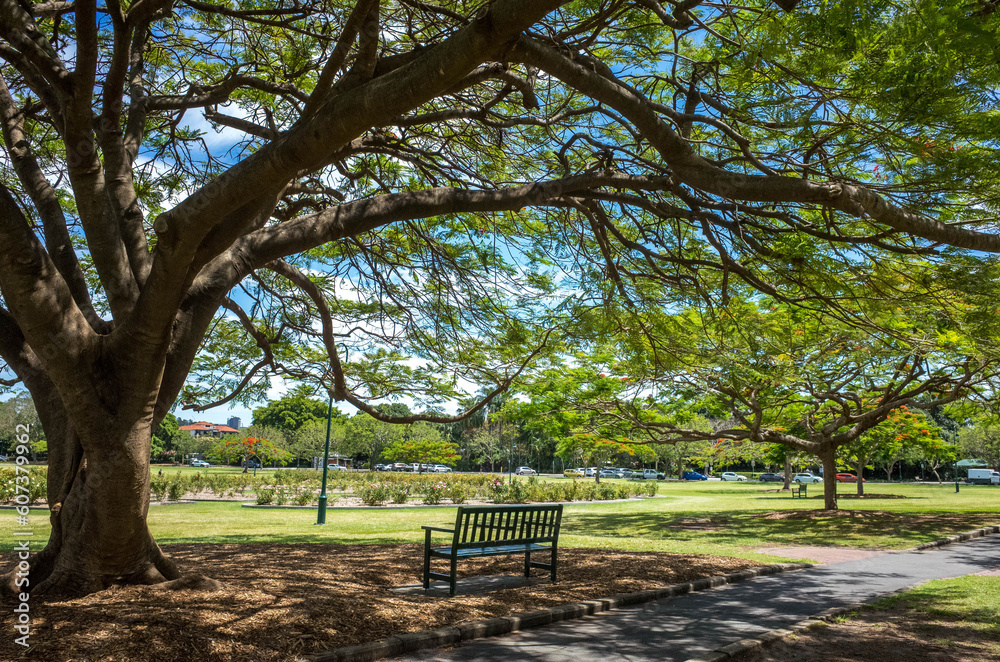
[2, 376, 196, 599]
[856, 458, 865, 496]
[21, 419, 181, 597]
[820, 450, 838, 510]
[782, 456, 792, 490]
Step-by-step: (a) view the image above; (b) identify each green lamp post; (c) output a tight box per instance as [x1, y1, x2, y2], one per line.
[316, 393, 333, 525]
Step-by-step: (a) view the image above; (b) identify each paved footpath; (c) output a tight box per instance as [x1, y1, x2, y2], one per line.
[396, 533, 1000, 662]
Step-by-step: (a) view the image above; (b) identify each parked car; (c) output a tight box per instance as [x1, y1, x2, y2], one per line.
[584, 467, 599, 477]
[682, 470, 708, 480]
[758, 472, 784, 482]
[598, 468, 620, 478]
[326, 463, 347, 471]
[720, 471, 747, 481]
[433, 465, 453, 473]
[835, 472, 864, 483]
[190, 459, 210, 467]
[793, 472, 823, 483]
[390, 462, 410, 472]
[515, 466, 537, 476]
[246, 459, 261, 469]
[373, 463, 389, 471]
[564, 468, 585, 478]
[630, 468, 662, 480]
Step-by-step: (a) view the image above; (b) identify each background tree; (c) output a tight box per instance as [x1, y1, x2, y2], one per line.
[343, 411, 406, 469]
[289, 418, 348, 468]
[957, 421, 1000, 472]
[382, 427, 459, 472]
[150, 413, 191, 463]
[841, 407, 939, 494]
[0, 392, 43, 459]
[251, 391, 335, 434]
[211, 434, 291, 469]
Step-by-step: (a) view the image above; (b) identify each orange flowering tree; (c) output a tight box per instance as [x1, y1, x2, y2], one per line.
[840, 406, 944, 494]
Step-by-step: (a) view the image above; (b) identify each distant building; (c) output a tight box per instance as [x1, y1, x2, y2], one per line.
[227, 416, 241, 430]
[179, 421, 240, 438]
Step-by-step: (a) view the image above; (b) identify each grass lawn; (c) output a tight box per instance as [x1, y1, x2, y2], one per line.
[2, 481, 998, 560]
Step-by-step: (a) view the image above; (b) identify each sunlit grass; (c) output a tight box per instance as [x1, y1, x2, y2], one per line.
[2, 481, 998, 558]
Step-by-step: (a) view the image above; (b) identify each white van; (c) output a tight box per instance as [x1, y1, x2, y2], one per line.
[967, 469, 1000, 485]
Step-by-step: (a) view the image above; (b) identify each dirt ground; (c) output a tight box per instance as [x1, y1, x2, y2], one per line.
[0, 543, 764, 662]
[746, 604, 1000, 662]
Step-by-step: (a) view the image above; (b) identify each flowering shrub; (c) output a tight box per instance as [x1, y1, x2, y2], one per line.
[446, 483, 469, 504]
[488, 477, 508, 504]
[506, 480, 529, 504]
[422, 482, 447, 505]
[390, 484, 410, 504]
[256, 489, 275, 505]
[357, 482, 391, 506]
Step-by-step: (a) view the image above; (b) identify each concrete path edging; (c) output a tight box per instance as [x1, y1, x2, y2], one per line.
[306, 562, 813, 662]
[682, 524, 1000, 662]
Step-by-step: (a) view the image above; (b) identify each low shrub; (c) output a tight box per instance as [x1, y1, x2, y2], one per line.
[357, 482, 391, 506]
[166, 480, 185, 502]
[446, 483, 469, 504]
[150, 477, 168, 502]
[390, 484, 411, 504]
[256, 489, 275, 505]
[422, 482, 447, 505]
[294, 489, 313, 506]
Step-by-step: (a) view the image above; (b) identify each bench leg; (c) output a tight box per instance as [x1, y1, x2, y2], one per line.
[524, 550, 531, 578]
[423, 530, 432, 589]
[550, 546, 557, 582]
[449, 555, 458, 597]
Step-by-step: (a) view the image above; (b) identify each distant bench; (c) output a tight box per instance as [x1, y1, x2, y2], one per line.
[422, 504, 563, 596]
[791, 484, 807, 498]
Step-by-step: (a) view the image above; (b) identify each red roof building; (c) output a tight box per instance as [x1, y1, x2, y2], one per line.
[179, 421, 240, 437]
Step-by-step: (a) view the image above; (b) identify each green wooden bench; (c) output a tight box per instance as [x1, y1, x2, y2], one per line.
[423, 504, 563, 596]
[791, 483, 807, 498]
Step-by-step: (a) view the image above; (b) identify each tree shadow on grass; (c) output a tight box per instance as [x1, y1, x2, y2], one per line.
[563, 510, 1000, 549]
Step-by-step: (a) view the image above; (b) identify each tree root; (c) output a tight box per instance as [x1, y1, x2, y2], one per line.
[146, 574, 224, 592]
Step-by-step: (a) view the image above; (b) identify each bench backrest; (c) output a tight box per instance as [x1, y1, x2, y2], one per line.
[451, 504, 563, 549]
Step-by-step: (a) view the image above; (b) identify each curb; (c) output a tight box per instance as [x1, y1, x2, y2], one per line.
[306, 562, 812, 662]
[682, 523, 1000, 662]
[909, 524, 1000, 551]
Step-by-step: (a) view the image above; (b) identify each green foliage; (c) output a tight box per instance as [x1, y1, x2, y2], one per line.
[152, 413, 191, 462]
[957, 423, 1000, 470]
[212, 434, 292, 466]
[382, 432, 459, 469]
[253, 391, 339, 432]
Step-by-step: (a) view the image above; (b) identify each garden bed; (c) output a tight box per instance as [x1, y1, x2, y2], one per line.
[2, 466, 659, 508]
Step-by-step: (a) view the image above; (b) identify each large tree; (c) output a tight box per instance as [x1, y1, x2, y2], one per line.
[2, 0, 999, 597]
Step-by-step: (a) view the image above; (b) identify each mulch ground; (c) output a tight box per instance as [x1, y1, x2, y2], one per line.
[0, 543, 764, 662]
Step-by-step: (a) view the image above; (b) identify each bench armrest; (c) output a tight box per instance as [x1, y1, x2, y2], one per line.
[421, 526, 455, 534]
